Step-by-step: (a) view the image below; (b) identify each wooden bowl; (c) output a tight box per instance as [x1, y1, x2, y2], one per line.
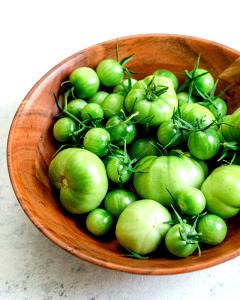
[7, 34, 240, 275]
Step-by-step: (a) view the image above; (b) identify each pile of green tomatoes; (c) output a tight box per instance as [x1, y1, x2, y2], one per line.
[48, 52, 240, 258]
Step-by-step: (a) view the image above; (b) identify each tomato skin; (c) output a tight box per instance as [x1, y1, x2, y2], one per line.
[124, 75, 178, 127]
[48, 148, 108, 214]
[86, 208, 113, 236]
[197, 214, 227, 245]
[176, 187, 206, 216]
[177, 92, 196, 105]
[203, 97, 227, 119]
[88, 91, 109, 106]
[115, 199, 172, 255]
[192, 68, 214, 96]
[53, 117, 77, 143]
[201, 165, 240, 218]
[96, 59, 123, 87]
[70, 67, 100, 98]
[81, 103, 104, 121]
[180, 103, 215, 127]
[83, 128, 111, 157]
[113, 78, 137, 96]
[133, 154, 206, 207]
[102, 93, 124, 119]
[129, 138, 158, 159]
[104, 189, 137, 218]
[219, 110, 240, 142]
[153, 69, 179, 91]
[165, 224, 198, 257]
[106, 115, 136, 146]
[67, 99, 87, 118]
[187, 128, 220, 160]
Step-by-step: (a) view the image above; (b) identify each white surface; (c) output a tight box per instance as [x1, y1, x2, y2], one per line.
[1, 0, 240, 299]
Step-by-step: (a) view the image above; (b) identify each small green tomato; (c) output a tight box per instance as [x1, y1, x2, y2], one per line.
[197, 214, 227, 245]
[176, 187, 206, 216]
[86, 208, 113, 236]
[53, 117, 77, 143]
[67, 99, 87, 118]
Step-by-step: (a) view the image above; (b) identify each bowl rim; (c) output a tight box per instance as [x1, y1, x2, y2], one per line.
[6, 33, 240, 275]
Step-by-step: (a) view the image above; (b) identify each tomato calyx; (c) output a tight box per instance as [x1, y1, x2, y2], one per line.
[122, 249, 149, 260]
[115, 40, 140, 82]
[194, 79, 228, 121]
[159, 108, 216, 149]
[106, 110, 138, 146]
[165, 190, 203, 254]
[178, 55, 212, 100]
[217, 141, 240, 165]
[61, 177, 68, 188]
[107, 141, 138, 185]
[170, 205, 202, 253]
[145, 76, 169, 101]
[114, 70, 136, 96]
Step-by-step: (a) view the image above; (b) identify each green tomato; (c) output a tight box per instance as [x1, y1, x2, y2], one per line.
[115, 199, 172, 255]
[70, 67, 100, 98]
[129, 138, 158, 159]
[88, 91, 109, 105]
[219, 110, 240, 142]
[133, 154, 207, 207]
[176, 187, 206, 216]
[81, 103, 104, 121]
[157, 119, 185, 148]
[113, 78, 137, 96]
[165, 224, 198, 257]
[67, 99, 87, 118]
[202, 97, 227, 120]
[124, 75, 178, 127]
[201, 165, 240, 218]
[187, 128, 220, 160]
[105, 151, 132, 184]
[191, 68, 214, 96]
[153, 69, 179, 91]
[48, 148, 108, 214]
[96, 59, 123, 87]
[180, 103, 215, 127]
[197, 214, 227, 245]
[102, 93, 124, 119]
[86, 208, 113, 236]
[53, 117, 77, 143]
[83, 128, 111, 157]
[104, 189, 137, 218]
[177, 92, 196, 105]
[106, 115, 136, 146]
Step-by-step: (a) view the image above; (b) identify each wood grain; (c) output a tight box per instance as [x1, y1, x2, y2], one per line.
[7, 34, 240, 275]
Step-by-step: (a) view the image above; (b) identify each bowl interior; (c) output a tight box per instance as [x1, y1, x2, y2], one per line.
[7, 34, 240, 275]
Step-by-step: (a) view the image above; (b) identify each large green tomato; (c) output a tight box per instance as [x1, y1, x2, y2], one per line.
[133, 154, 207, 207]
[48, 148, 108, 214]
[201, 165, 240, 218]
[124, 75, 178, 127]
[115, 199, 171, 255]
